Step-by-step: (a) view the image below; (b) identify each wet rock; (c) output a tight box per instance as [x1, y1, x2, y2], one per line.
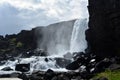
[44, 69, 55, 80]
[18, 73, 29, 80]
[0, 53, 9, 61]
[66, 53, 117, 74]
[55, 58, 72, 68]
[80, 71, 93, 79]
[66, 60, 80, 70]
[71, 76, 82, 80]
[15, 63, 30, 72]
[45, 58, 49, 62]
[51, 76, 58, 80]
[10, 73, 21, 78]
[51, 74, 70, 80]
[63, 52, 73, 59]
[73, 52, 85, 60]
[94, 58, 112, 73]
[95, 77, 108, 80]
[66, 53, 96, 71]
[0, 72, 20, 78]
[30, 71, 44, 80]
[115, 57, 120, 64]
[0, 74, 11, 78]
[20, 50, 34, 58]
[0, 61, 6, 66]
[108, 63, 120, 70]
[1, 67, 13, 71]
[34, 49, 48, 56]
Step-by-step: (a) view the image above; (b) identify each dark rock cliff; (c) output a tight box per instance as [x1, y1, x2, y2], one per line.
[0, 28, 39, 60]
[86, 0, 120, 58]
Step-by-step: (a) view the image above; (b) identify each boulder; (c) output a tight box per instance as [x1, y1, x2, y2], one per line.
[51, 74, 70, 80]
[1, 67, 13, 71]
[15, 63, 30, 72]
[80, 71, 93, 79]
[95, 77, 108, 80]
[44, 69, 55, 80]
[66, 60, 80, 70]
[71, 76, 82, 80]
[55, 58, 72, 68]
[66, 53, 96, 71]
[108, 63, 120, 70]
[94, 58, 112, 73]
[18, 73, 29, 80]
[44, 58, 49, 62]
[29, 71, 44, 80]
[34, 49, 48, 56]
[0, 72, 20, 78]
[63, 52, 73, 59]
[0, 61, 6, 66]
[21, 50, 34, 58]
[73, 52, 85, 60]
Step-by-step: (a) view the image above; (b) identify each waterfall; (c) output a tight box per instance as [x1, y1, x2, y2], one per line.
[37, 20, 75, 56]
[0, 19, 88, 73]
[70, 19, 88, 53]
[37, 19, 88, 56]
[0, 0, 89, 73]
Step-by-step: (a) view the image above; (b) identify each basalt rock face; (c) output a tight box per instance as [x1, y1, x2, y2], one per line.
[86, 0, 120, 58]
[0, 28, 40, 60]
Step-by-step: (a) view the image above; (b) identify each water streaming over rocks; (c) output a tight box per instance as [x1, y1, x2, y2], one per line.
[0, 18, 88, 73]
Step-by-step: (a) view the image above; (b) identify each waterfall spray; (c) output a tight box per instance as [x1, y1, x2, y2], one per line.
[70, 19, 88, 53]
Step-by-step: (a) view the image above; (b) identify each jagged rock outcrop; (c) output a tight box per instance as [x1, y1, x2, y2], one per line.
[86, 0, 120, 58]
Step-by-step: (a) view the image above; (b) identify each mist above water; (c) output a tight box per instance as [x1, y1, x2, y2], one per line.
[37, 18, 88, 56]
[37, 20, 75, 56]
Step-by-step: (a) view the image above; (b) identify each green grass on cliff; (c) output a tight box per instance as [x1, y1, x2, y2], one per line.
[93, 70, 120, 80]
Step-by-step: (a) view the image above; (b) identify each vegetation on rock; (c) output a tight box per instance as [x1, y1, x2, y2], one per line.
[93, 70, 120, 80]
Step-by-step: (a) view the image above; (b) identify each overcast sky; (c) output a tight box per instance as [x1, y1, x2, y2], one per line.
[0, 0, 88, 35]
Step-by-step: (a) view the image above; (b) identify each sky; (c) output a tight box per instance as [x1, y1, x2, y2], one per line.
[0, 0, 88, 35]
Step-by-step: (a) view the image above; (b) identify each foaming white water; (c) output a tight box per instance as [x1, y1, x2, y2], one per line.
[70, 19, 88, 53]
[0, 60, 18, 70]
[0, 19, 88, 74]
[0, 0, 89, 73]
[0, 56, 69, 73]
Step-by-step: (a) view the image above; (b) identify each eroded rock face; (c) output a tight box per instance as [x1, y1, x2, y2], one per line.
[86, 0, 120, 58]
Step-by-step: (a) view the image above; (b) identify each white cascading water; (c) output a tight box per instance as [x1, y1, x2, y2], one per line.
[0, 56, 68, 74]
[0, 18, 88, 74]
[70, 19, 88, 53]
[0, 0, 89, 74]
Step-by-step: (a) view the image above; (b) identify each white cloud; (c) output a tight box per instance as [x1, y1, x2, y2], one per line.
[0, 0, 88, 35]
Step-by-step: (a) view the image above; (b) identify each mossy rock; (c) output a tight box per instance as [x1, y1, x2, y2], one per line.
[16, 42, 23, 48]
[92, 70, 120, 80]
